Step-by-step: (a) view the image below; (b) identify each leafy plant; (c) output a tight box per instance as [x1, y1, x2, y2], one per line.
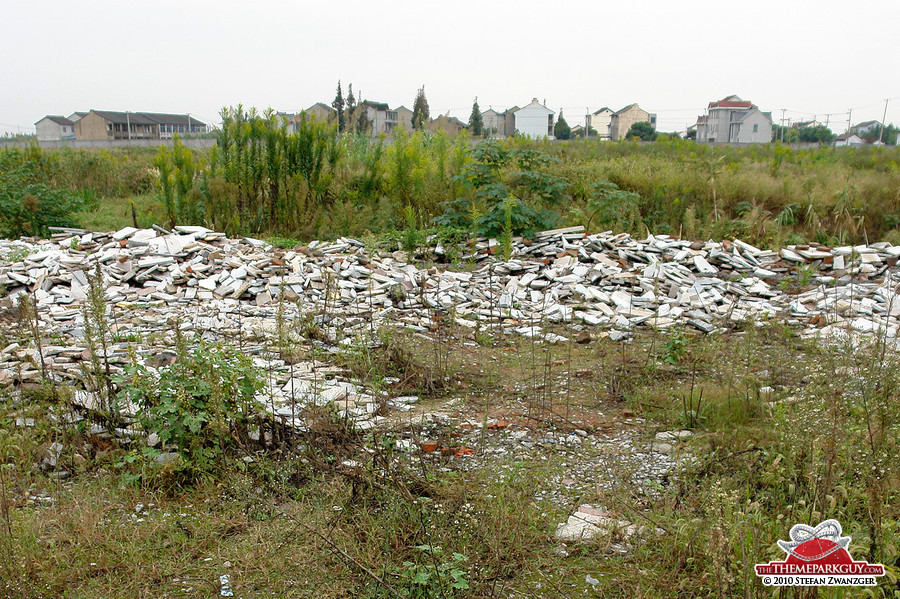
[395, 545, 469, 598]
[435, 140, 563, 238]
[115, 339, 265, 481]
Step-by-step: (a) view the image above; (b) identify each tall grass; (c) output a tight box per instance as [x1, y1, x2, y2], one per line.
[4, 127, 900, 246]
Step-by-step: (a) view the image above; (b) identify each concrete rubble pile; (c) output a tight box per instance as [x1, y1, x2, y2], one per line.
[1, 224, 899, 431]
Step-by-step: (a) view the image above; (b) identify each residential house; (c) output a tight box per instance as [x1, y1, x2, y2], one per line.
[586, 107, 613, 140]
[834, 133, 866, 147]
[35, 116, 76, 141]
[76, 110, 158, 140]
[361, 101, 399, 135]
[851, 120, 881, 136]
[609, 104, 656, 141]
[304, 102, 336, 123]
[512, 98, 554, 139]
[426, 114, 467, 136]
[395, 106, 413, 132]
[481, 108, 505, 138]
[791, 119, 823, 129]
[694, 95, 772, 144]
[142, 112, 208, 139]
[503, 106, 519, 138]
[74, 110, 207, 141]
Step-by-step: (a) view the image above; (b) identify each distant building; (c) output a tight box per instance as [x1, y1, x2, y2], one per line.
[395, 106, 414, 132]
[834, 133, 866, 147]
[361, 101, 398, 135]
[586, 107, 613, 140]
[74, 110, 207, 141]
[694, 95, 772, 144]
[791, 119, 823, 129]
[426, 114, 467, 136]
[851, 120, 881, 135]
[609, 104, 656, 141]
[35, 116, 76, 141]
[304, 102, 336, 123]
[481, 108, 505, 138]
[512, 98, 554, 139]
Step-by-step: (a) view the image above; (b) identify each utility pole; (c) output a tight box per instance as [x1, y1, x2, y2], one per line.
[780, 109, 786, 142]
[879, 98, 889, 143]
[126, 111, 131, 140]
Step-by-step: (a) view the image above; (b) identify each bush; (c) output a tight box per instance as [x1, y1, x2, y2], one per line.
[115, 339, 265, 482]
[0, 150, 88, 237]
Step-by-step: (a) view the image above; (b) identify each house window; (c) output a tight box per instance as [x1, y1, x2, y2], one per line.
[753, 124, 759, 133]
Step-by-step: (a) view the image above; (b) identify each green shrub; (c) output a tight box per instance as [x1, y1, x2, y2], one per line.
[0, 150, 88, 237]
[115, 340, 265, 481]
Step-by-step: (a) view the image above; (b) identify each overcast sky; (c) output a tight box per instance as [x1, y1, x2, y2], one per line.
[3, 0, 899, 136]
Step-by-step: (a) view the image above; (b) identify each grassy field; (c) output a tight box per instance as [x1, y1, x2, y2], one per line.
[2, 318, 898, 598]
[4, 134, 900, 247]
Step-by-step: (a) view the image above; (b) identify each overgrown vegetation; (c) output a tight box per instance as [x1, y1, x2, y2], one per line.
[3, 122, 900, 248]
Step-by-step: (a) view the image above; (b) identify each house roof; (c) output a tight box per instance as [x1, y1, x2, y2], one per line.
[141, 112, 207, 127]
[306, 102, 335, 113]
[708, 95, 754, 109]
[88, 110, 206, 127]
[592, 107, 612, 115]
[836, 132, 863, 141]
[613, 103, 647, 116]
[363, 101, 390, 111]
[37, 115, 73, 126]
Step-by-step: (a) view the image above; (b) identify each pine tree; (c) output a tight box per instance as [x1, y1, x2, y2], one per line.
[332, 81, 345, 132]
[554, 109, 571, 140]
[346, 84, 357, 132]
[412, 86, 430, 131]
[469, 98, 483, 136]
[356, 93, 370, 134]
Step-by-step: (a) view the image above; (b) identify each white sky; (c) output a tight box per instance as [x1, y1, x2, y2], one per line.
[3, 0, 899, 136]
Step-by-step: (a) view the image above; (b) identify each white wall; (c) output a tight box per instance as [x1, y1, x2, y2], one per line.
[733, 110, 772, 143]
[588, 110, 612, 139]
[514, 102, 554, 139]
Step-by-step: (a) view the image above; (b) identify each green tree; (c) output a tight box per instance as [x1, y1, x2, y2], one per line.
[332, 81, 345, 133]
[356, 98, 370, 134]
[553, 110, 571, 140]
[860, 124, 898, 145]
[346, 84, 357, 132]
[796, 125, 835, 144]
[626, 121, 656, 141]
[412, 86, 430, 131]
[469, 98, 483, 136]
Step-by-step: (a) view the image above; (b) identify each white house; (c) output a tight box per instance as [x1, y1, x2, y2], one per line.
[586, 107, 613, 139]
[695, 95, 773, 144]
[35, 116, 76, 141]
[834, 133, 866, 147]
[852, 120, 881, 136]
[512, 98, 554, 139]
[482, 108, 505, 138]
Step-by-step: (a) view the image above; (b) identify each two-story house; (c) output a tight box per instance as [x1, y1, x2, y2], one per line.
[695, 95, 772, 144]
[35, 116, 76, 141]
[512, 98, 555, 139]
[74, 110, 207, 141]
[586, 107, 613, 140]
[609, 104, 656, 141]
